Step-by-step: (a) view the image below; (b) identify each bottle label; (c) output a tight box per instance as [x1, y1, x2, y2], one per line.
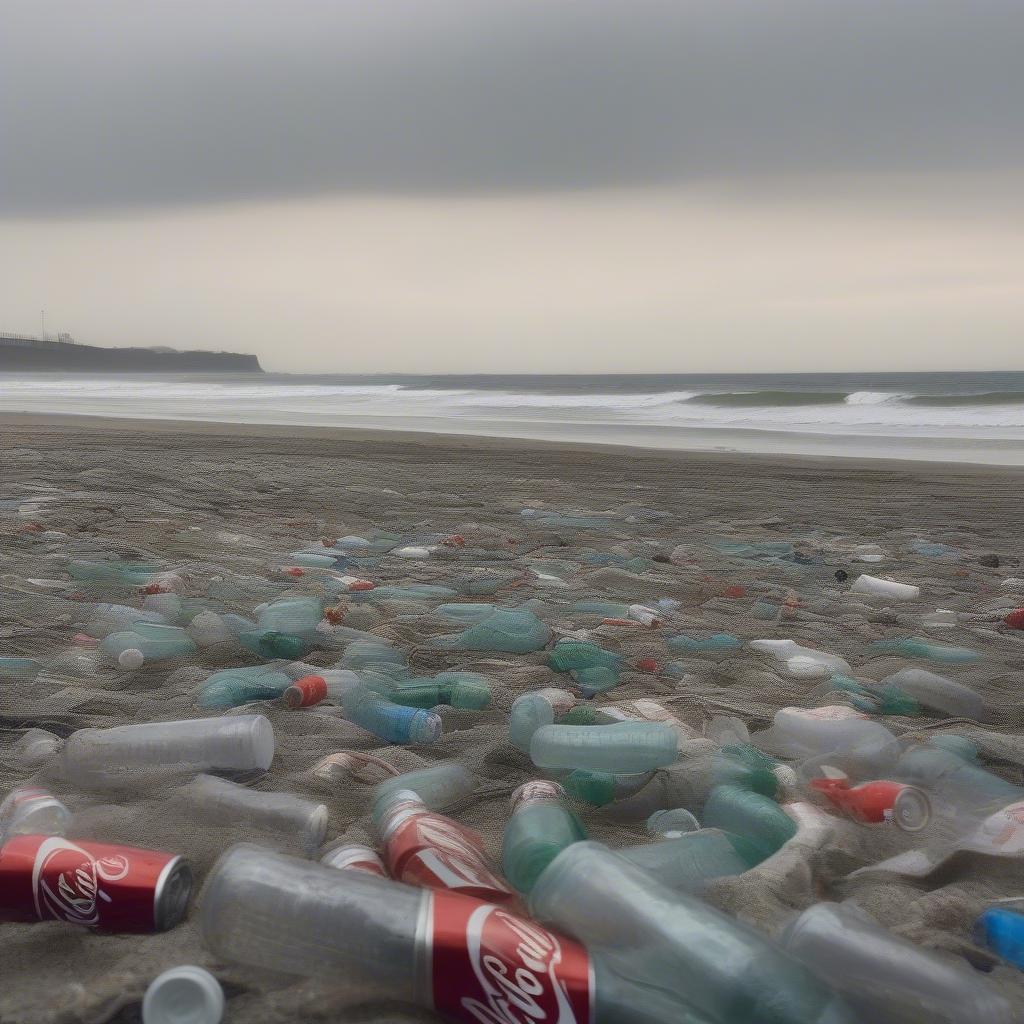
[385, 806, 515, 902]
[789, 705, 867, 721]
[430, 891, 592, 1024]
[970, 801, 1024, 854]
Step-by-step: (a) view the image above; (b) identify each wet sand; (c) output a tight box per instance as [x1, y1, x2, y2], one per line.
[2, 413, 1023, 1022]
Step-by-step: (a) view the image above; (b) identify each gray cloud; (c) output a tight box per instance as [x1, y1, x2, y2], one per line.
[2, 0, 1023, 213]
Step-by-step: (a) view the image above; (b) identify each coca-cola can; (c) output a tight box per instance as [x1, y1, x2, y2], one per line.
[425, 889, 593, 1024]
[0, 834, 192, 931]
[381, 791, 516, 903]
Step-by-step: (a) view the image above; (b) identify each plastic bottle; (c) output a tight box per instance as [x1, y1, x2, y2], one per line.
[100, 622, 198, 669]
[875, 668, 983, 719]
[0, 657, 41, 680]
[850, 575, 920, 601]
[501, 780, 586, 894]
[603, 748, 781, 821]
[340, 640, 407, 671]
[61, 714, 275, 783]
[530, 722, 679, 774]
[751, 707, 900, 779]
[201, 844, 588, 1020]
[197, 667, 292, 708]
[868, 637, 981, 665]
[340, 685, 442, 745]
[808, 774, 931, 831]
[667, 632, 741, 654]
[432, 608, 552, 653]
[617, 828, 763, 892]
[508, 688, 576, 752]
[779, 902, 1012, 1024]
[562, 769, 654, 807]
[179, 775, 328, 855]
[371, 763, 478, 823]
[202, 843, 850, 1024]
[376, 789, 515, 903]
[391, 671, 492, 710]
[0, 785, 71, 843]
[974, 908, 1024, 970]
[749, 640, 850, 678]
[548, 640, 623, 675]
[702, 785, 798, 861]
[922, 608, 958, 629]
[646, 808, 701, 838]
[557, 704, 619, 726]
[894, 745, 1024, 823]
[530, 842, 855, 1024]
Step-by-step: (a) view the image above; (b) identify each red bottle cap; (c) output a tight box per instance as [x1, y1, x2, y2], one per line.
[723, 585, 746, 599]
[637, 658, 659, 673]
[1004, 609, 1024, 630]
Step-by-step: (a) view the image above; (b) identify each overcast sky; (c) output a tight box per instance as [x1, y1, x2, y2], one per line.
[2, 0, 1022, 372]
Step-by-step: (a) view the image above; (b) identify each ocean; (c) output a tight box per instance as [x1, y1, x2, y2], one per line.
[2, 370, 1023, 464]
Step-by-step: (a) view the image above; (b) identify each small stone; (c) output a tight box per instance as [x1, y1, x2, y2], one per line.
[835, 569, 849, 582]
[979, 553, 1000, 568]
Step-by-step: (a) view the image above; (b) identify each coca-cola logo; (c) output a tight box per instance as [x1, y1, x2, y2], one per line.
[432, 895, 589, 1024]
[32, 836, 130, 926]
[405, 815, 512, 896]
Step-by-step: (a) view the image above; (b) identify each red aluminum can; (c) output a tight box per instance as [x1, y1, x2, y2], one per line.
[284, 674, 328, 708]
[380, 792, 516, 904]
[0, 834, 192, 931]
[428, 890, 592, 1024]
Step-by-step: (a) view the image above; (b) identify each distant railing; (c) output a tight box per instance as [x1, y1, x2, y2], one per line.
[0, 332, 79, 349]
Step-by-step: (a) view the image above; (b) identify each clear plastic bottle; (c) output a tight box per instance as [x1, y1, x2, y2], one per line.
[646, 808, 701, 838]
[201, 845, 592, 1020]
[202, 843, 848, 1024]
[0, 785, 71, 843]
[508, 688, 576, 752]
[778, 902, 1012, 1024]
[618, 828, 762, 892]
[432, 608, 552, 653]
[751, 707, 900, 779]
[529, 722, 679, 774]
[179, 774, 328, 855]
[530, 842, 855, 1024]
[100, 622, 198, 669]
[875, 669, 983, 719]
[501, 780, 586, 894]
[371, 763, 477, 823]
[61, 714, 275, 784]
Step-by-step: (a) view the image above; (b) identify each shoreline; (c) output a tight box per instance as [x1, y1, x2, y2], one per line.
[2, 410, 1023, 478]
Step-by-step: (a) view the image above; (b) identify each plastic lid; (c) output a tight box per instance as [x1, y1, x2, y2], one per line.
[892, 786, 932, 832]
[118, 648, 145, 670]
[142, 966, 224, 1024]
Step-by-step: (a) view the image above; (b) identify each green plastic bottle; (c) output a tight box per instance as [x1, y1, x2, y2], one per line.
[702, 785, 797, 861]
[502, 780, 587, 893]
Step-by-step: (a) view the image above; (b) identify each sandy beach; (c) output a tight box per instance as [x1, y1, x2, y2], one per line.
[3, 413, 1024, 1023]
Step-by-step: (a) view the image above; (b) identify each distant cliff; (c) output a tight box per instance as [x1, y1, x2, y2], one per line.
[0, 334, 262, 373]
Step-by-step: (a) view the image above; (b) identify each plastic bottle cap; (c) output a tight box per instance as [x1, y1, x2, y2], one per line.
[142, 966, 224, 1024]
[891, 786, 931, 832]
[118, 648, 145, 670]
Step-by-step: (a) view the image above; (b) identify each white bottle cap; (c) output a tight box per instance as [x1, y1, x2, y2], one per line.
[118, 648, 145, 670]
[142, 966, 224, 1024]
